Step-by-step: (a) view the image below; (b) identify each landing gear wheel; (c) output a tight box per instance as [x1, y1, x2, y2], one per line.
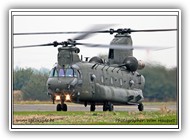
[108, 103, 114, 111]
[138, 103, 144, 111]
[103, 102, 114, 111]
[56, 103, 67, 111]
[90, 103, 96, 111]
[62, 104, 67, 111]
[103, 104, 107, 111]
[56, 104, 62, 111]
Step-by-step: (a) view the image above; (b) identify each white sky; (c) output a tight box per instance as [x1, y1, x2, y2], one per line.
[12, 10, 178, 69]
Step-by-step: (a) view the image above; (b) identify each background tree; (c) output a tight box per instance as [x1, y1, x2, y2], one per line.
[13, 67, 50, 101]
[13, 67, 33, 90]
[140, 64, 177, 101]
[21, 72, 49, 101]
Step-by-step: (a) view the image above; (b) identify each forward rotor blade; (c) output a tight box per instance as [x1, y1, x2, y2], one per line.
[13, 31, 87, 35]
[14, 44, 51, 48]
[13, 31, 107, 35]
[13, 41, 59, 48]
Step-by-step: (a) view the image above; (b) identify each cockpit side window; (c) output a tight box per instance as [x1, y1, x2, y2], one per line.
[49, 68, 58, 77]
[49, 69, 54, 77]
[74, 69, 79, 78]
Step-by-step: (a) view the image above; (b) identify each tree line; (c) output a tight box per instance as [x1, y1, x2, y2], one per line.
[13, 67, 50, 101]
[140, 64, 177, 101]
[13, 65, 177, 102]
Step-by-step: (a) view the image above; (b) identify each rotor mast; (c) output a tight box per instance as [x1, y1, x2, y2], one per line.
[108, 32, 133, 65]
[57, 46, 80, 67]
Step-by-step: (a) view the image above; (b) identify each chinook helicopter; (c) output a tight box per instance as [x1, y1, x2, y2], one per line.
[14, 27, 176, 112]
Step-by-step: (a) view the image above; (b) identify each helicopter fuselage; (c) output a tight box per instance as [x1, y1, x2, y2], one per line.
[74, 62, 145, 104]
[46, 33, 145, 111]
[47, 61, 145, 108]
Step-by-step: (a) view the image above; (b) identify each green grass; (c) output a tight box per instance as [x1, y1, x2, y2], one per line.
[13, 111, 177, 125]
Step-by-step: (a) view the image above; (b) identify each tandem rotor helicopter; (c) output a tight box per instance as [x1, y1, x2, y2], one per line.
[14, 26, 177, 112]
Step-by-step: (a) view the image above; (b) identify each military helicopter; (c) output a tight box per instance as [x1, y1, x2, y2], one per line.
[14, 27, 176, 112]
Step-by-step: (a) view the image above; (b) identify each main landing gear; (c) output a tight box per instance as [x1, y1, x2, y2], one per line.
[138, 103, 144, 111]
[89, 102, 143, 112]
[56, 103, 67, 111]
[84, 102, 97, 111]
[103, 102, 114, 111]
[88, 102, 114, 112]
[90, 102, 96, 111]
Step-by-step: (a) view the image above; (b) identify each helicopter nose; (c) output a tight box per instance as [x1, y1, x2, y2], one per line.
[47, 77, 78, 93]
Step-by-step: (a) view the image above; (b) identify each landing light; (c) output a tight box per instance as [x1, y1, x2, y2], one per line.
[55, 95, 61, 101]
[65, 94, 71, 101]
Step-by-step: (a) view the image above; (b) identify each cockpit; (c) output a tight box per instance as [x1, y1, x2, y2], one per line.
[49, 67, 80, 78]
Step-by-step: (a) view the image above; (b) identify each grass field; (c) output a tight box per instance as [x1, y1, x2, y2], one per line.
[13, 100, 177, 125]
[13, 110, 177, 125]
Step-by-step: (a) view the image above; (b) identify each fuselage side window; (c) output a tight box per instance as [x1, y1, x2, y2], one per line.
[101, 76, 104, 83]
[119, 78, 123, 86]
[110, 77, 113, 85]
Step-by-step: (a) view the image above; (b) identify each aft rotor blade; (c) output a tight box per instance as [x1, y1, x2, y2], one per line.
[13, 28, 177, 36]
[13, 24, 114, 36]
[129, 29, 177, 33]
[77, 42, 174, 50]
[73, 24, 114, 40]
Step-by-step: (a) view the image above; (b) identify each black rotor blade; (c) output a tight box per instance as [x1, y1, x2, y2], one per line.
[129, 29, 177, 33]
[14, 44, 52, 48]
[14, 28, 177, 36]
[13, 31, 98, 36]
[73, 24, 114, 40]
[14, 41, 60, 48]
[14, 40, 174, 51]
[13, 24, 114, 36]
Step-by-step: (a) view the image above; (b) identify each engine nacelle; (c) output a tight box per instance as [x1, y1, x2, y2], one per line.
[123, 57, 145, 71]
[123, 56, 138, 72]
[89, 56, 104, 64]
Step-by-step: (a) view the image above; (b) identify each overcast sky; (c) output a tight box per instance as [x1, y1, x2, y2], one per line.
[12, 10, 178, 69]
